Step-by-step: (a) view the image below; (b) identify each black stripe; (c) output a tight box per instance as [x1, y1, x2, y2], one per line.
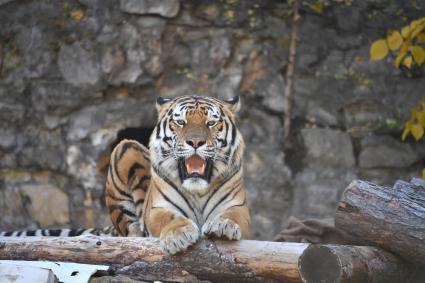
[202, 163, 241, 212]
[226, 199, 247, 210]
[88, 229, 100, 236]
[162, 119, 168, 137]
[222, 120, 229, 147]
[128, 162, 144, 182]
[122, 208, 137, 218]
[153, 166, 193, 216]
[133, 175, 150, 190]
[157, 187, 189, 218]
[75, 229, 86, 236]
[26, 230, 36, 236]
[106, 192, 128, 202]
[41, 230, 48, 236]
[142, 218, 149, 237]
[109, 205, 137, 218]
[113, 147, 125, 184]
[230, 118, 237, 146]
[68, 229, 86, 236]
[49, 229, 62, 236]
[118, 141, 145, 160]
[4, 231, 13, 236]
[155, 120, 162, 139]
[108, 166, 132, 199]
[16, 231, 23, 236]
[135, 198, 145, 206]
[205, 187, 239, 221]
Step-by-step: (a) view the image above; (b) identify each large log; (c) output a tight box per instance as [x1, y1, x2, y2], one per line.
[299, 244, 410, 283]
[0, 236, 414, 283]
[335, 179, 425, 265]
[0, 236, 307, 282]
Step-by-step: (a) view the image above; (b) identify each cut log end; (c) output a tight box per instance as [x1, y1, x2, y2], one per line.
[298, 245, 341, 283]
[299, 244, 411, 283]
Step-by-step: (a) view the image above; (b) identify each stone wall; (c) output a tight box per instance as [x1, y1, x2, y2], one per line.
[0, 0, 424, 240]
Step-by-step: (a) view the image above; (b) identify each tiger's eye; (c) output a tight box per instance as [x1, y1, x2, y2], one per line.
[175, 120, 186, 126]
[206, 121, 216, 127]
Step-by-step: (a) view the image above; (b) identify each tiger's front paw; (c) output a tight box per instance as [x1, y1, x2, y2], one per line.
[202, 218, 241, 240]
[160, 218, 200, 255]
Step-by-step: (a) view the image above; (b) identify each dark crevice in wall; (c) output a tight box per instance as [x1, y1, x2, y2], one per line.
[111, 127, 154, 149]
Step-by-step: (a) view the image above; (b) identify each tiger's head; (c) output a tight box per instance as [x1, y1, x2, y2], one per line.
[150, 95, 244, 194]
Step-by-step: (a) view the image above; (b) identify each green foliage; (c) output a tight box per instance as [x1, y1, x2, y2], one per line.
[370, 17, 425, 69]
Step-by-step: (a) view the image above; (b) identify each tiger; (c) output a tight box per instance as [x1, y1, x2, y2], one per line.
[105, 95, 251, 254]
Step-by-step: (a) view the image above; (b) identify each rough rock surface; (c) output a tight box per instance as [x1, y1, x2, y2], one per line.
[120, 0, 180, 18]
[359, 135, 424, 169]
[58, 42, 102, 88]
[0, 0, 423, 239]
[301, 128, 355, 168]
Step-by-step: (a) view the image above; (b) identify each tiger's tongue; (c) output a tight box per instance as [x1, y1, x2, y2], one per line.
[185, 155, 206, 175]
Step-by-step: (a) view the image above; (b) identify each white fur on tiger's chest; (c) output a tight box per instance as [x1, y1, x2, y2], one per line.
[152, 171, 242, 228]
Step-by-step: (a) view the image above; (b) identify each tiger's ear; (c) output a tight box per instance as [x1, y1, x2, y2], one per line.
[224, 96, 241, 113]
[156, 96, 172, 112]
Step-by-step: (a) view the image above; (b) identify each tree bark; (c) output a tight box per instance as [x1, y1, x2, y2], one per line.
[283, 0, 300, 148]
[0, 236, 308, 282]
[335, 179, 425, 265]
[299, 244, 411, 283]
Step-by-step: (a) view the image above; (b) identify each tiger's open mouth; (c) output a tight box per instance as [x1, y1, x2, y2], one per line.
[178, 155, 213, 182]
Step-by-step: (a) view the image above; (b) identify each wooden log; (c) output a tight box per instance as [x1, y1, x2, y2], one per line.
[298, 244, 410, 283]
[0, 236, 308, 282]
[335, 179, 425, 265]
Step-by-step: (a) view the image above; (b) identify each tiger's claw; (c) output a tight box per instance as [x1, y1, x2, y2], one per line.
[160, 220, 200, 254]
[201, 218, 241, 240]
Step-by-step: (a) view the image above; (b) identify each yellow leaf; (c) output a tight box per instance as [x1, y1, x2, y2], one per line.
[402, 120, 413, 141]
[309, 1, 324, 13]
[410, 46, 425, 65]
[387, 31, 403, 50]
[395, 53, 404, 68]
[422, 168, 425, 179]
[411, 19, 425, 38]
[411, 123, 424, 141]
[70, 9, 84, 22]
[395, 41, 410, 67]
[402, 127, 410, 141]
[418, 33, 425, 43]
[401, 25, 411, 38]
[415, 111, 425, 127]
[403, 56, 413, 68]
[400, 40, 411, 54]
[370, 39, 389, 60]
[410, 18, 425, 31]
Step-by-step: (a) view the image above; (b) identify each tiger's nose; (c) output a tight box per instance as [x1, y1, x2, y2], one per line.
[186, 138, 206, 149]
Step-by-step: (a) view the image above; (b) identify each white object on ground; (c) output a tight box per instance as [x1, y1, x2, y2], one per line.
[0, 260, 109, 283]
[0, 263, 56, 283]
